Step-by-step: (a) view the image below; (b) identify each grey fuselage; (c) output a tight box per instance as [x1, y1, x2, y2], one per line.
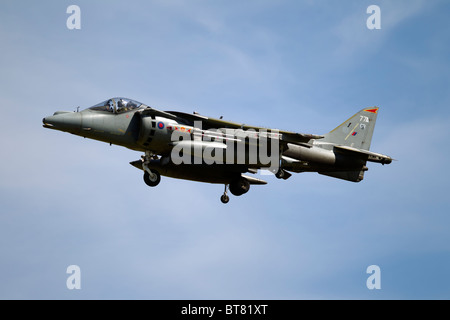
[43, 99, 392, 187]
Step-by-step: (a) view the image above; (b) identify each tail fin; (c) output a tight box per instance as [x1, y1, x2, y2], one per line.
[322, 107, 379, 151]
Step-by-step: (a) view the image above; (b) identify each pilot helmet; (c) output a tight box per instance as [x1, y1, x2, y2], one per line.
[117, 99, 127, 109]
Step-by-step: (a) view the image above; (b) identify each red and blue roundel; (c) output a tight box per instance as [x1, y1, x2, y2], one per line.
[157, 121, 165, 129]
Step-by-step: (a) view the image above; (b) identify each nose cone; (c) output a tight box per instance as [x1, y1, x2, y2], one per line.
[42, 111, 82, 134]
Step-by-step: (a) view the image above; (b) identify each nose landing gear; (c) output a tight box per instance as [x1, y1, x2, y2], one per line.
[143, 170, 161, 187]
[142, 151, 161, 187]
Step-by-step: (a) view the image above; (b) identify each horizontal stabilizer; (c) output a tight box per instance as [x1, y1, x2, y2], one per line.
[334, 145, 392, 164]
[319, 169, 366, 182]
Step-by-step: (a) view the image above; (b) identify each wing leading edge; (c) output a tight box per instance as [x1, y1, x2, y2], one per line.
[165, 110, 323, 144]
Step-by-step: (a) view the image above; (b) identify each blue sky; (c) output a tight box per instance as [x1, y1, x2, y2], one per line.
[1, 0, 449, 299]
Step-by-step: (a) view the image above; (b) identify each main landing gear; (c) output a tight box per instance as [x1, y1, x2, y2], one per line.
[220, 178, 251, 204]
[221, 185, 230, 204]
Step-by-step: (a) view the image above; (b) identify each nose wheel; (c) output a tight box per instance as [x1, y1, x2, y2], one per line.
[220, 184, 230, 204]
[143, 170, 161, 187]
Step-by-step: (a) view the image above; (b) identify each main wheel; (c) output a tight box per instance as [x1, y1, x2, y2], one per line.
[220, 194, 229, 204]
[143, 170, 161, 187]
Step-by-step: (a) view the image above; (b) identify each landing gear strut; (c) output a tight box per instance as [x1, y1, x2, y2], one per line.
[221, 185, 230, 204]
[220, 178, 251, 204]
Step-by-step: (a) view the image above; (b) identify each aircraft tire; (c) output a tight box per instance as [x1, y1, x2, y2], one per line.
[220, 194, 229, 204]
[143, 170, 161, 187]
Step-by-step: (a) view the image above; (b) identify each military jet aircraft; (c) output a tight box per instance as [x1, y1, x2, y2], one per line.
[42, 97, 392, 203]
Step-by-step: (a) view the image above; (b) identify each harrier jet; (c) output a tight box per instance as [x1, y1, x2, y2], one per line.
[43, 97, 392, 203]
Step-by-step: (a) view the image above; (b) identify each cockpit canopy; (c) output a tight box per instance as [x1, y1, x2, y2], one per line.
[89, 97, 144, 113]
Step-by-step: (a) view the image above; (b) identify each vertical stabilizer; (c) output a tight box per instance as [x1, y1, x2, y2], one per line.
[322, 107, 379, 150]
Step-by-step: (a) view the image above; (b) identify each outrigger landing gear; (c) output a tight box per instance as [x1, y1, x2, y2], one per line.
[220, 184, 230, 204]
[142, 151, 161, 187]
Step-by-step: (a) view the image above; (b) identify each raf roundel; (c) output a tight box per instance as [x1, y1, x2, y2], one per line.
[157, 121, 165, 130]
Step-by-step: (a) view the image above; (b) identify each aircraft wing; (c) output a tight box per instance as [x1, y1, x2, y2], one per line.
[280, 131, 324, 145]
[167, 111, 324, 144]
[139, 107, 180, 121]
